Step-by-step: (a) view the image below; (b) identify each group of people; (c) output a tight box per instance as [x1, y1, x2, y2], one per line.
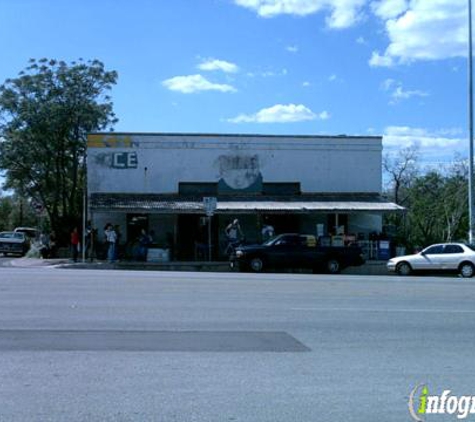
[71, 223, 154, 263]
[66, 218, 274, 262]
[68, 223, 119, 263]
[224, 218, 275, 255]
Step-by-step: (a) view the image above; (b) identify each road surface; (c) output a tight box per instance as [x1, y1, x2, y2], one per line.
[0, 267, 474, 421]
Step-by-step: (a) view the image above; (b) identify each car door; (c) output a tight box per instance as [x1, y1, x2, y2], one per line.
[270, 235, 301, 268]
[438, 244, 465, 270]
[0, 232, 13, 252]
[416, 245, 445, 270]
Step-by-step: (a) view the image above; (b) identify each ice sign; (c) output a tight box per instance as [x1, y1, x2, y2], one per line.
[111, 152, 138, 169]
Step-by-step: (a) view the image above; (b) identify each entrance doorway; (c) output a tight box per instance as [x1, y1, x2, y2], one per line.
[177, 215, 218, 261]
[127, 214, 149, 244]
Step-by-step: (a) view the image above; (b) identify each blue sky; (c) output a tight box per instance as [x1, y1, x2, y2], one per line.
[0, 0, 469, 169]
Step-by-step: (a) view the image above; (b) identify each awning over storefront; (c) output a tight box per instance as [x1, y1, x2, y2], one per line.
[90, 193, 404, 214]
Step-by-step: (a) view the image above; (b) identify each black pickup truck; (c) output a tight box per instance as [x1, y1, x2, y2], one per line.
[230, 233, 365, 273]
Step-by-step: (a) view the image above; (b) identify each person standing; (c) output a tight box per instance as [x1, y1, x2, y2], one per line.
[114, 224, 122, 261]
[49, 231, 58, 258]
[70, 227, 80, 262]
[138, 228, 152, 261]
[84, 221, 92, 261]
[104, 224, 117, 263]
[224, 219, 243, 255]
[261, 221, 275, 242]
[225, 219, 243, 242]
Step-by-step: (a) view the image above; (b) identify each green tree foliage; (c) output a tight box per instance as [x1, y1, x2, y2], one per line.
[384, 153, 469, 249]
[0, 58, 118, 240]
[0, 194, 38, 232]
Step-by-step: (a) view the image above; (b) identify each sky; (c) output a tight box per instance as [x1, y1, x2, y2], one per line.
[0, 0, 470, 170]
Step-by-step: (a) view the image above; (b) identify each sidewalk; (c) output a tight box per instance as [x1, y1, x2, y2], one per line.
[59, 260, 232, 272]
[7, 257, 389, 275]
[8, 258, 70, 268]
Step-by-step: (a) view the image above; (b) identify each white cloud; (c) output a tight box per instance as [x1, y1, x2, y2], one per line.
[234, 0, 367, 29]
[371, 0, 407, 19]
[228, 103, 328, 123]
[369, 51, 394, 67]
[286, 45, 299, 53]
[381, 79, 429, 103]
[391, 86, 428, 102]
[162, 74, 237, 93]
[381, 78, 395, 91]
[318, 110, 331, 120]
[302, 81, 311, 87]
[235, 1, 466, 65]
[197, 58, 239, 73]
[370, 0, 466, 67]
[383, 126, 466, 163]
[356, 36, 366, 44]
[246, 68, 288, 78]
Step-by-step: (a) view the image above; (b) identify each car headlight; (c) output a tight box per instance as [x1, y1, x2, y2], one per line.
[235, 250, 244, 258]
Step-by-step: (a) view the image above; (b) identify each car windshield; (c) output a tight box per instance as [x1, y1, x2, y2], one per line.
[466, 244, 475, 252]
[263, 235, 281, 246]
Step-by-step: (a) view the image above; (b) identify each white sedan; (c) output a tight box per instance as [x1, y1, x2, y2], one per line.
[387, 243, 475, 278]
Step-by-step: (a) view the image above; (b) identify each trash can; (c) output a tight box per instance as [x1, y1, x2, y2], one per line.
[377, 240, 391, 260]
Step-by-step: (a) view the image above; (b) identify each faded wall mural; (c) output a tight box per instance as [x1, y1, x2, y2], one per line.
[215, 154, 263, 192]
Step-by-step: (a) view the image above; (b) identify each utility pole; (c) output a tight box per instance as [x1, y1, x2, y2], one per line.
[469, 0, 474, 243]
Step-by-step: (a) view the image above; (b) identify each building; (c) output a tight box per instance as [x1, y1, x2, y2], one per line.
[87, 132, 403, 260]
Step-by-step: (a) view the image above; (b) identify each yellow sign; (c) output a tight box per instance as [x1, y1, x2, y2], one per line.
[87, 134, 133, 148]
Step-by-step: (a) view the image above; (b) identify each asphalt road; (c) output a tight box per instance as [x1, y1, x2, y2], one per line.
[0, 267, 474, 422]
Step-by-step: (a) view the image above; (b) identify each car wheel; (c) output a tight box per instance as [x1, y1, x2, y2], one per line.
[396, 262, 412, 276]
[249, 257, 264, 272]
[326, 258, 340, 274]
[459, 262, 475, 278]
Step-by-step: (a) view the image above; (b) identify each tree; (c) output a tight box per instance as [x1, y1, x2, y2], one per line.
[0, 58, 118, 240]
[383, 152, 469, 249]
[383, 145, 419, 205]
[382, 146, 419, 247]
[406, 171, 445, 246]
[438, 159, 468, 242]
[0, 194, 39, 232]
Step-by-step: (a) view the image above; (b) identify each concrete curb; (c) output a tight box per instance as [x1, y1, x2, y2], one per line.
[7, 257, 390, 275]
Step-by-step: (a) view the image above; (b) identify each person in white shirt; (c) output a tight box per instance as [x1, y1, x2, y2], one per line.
[104, 224, 117, 263]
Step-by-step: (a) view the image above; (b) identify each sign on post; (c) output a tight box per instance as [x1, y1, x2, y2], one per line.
[203, 197, 217, 217]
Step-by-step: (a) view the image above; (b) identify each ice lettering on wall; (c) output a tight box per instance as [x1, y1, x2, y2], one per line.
[93, 152, 138, 169]
[216, 154, 262, 191]
[111, 152, 138, 169]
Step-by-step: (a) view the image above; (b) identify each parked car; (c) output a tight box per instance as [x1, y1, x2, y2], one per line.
[14, 227, 40, 240]
[230, 233, 365, 273]
[387, 243, 475, 278]
[0, 231, 30, 256]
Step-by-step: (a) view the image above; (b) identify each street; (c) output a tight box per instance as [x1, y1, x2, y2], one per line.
[0, 267, 474, 421]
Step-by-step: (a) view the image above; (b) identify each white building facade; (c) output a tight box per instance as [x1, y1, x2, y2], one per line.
[87, 133, 402, 260]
